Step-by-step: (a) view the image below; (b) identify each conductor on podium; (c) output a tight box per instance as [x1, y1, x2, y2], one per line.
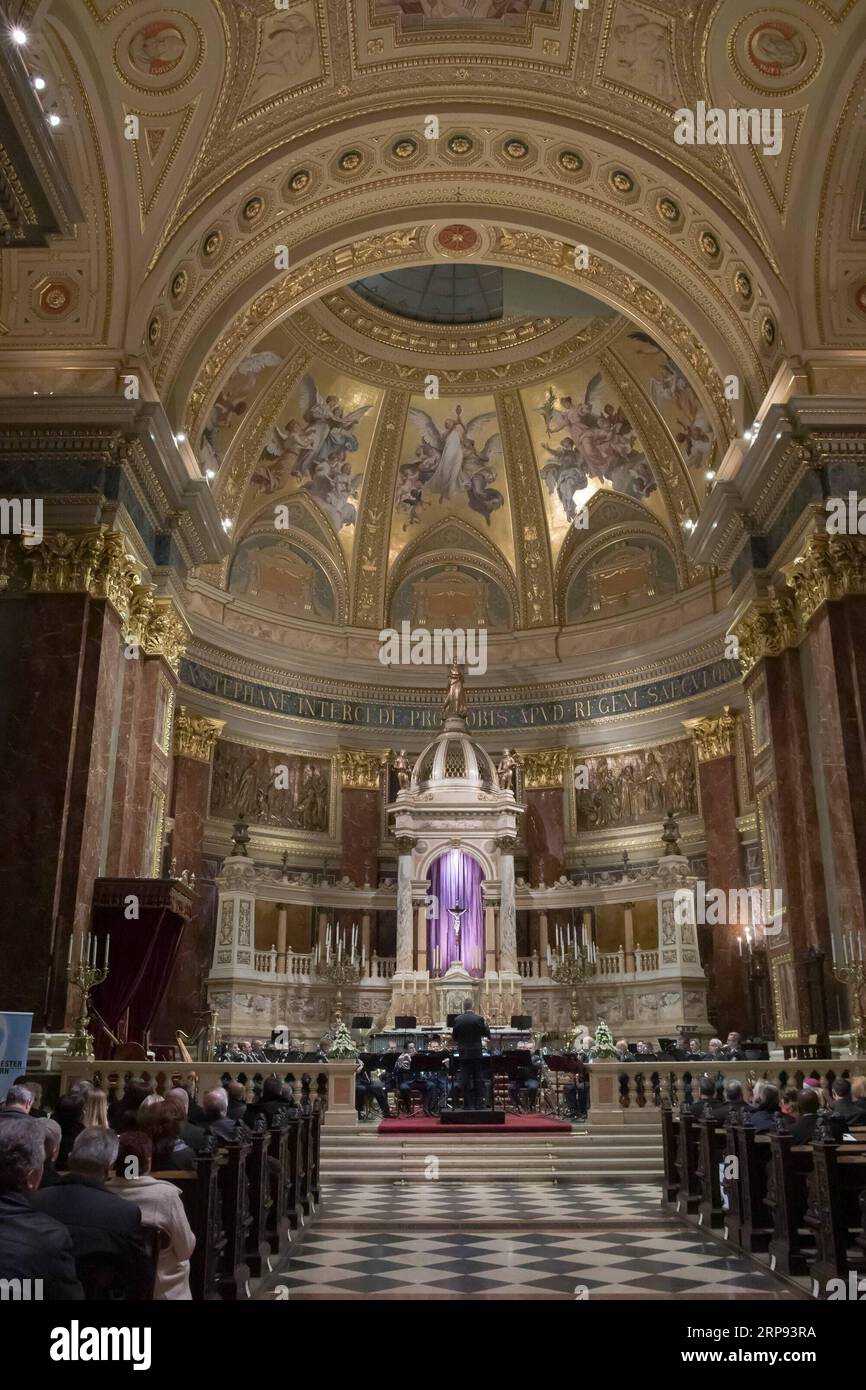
[451, 998, 491, 1110]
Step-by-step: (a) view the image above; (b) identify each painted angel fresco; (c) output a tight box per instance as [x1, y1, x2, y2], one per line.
[628, 333, 715, 469]
[259, 375, 373, 531]
[536, 374, 656, 516]
[396, 404, 504, 528]
[199, 351, 282, 474]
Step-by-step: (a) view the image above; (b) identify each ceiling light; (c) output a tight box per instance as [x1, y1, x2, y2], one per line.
[222, 517, 233, 531]
[33, 76, 46, 91]
[174, 431, 187, 444]
[11, 27, 28, 46]
[743, 429, 753, 443]
[48, 112, 61, 127]
[205, 468, 215, 481]
[684, 518, 695, 531]
[705, 469, 716, 480]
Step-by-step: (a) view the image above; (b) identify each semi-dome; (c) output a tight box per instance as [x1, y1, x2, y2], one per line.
[411, 718, 499, 792]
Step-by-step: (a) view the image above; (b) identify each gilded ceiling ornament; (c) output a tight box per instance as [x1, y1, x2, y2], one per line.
[761, 316, 776, 347]
[446, 135, 473, 155]
[504, 139, 529, 160]
[338, 150, 364, 173]
[699, 231, 721, 258]
[392, 138, 417, 160]
[683, 706, 737, 763]
[171, 270, 188, 300]
[855, 284, 866, 316]
[147, 315, 162, 346]
[339, 749, 388, 790]
[351, 389, 410, 628]
[734, 271, 752, 299]
[557, 151, 582, 173]
[174, 708, 225, 762]
[433, 223, 480, 255]
[288, 169, 311, 193]
[657, 197, 679, 223]
[610, 170, 634, 194]
[242, 196, 264, 223]
[39, 281, 73, 315]
[522, 748, 567, 790]
[202, 229, 222, 258]
[497, 389, 554, 627]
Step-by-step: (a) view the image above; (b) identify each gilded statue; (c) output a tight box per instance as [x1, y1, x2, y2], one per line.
[497, 748, 518, 792]
[443, 663, 466, 720]
[392, 749, 413, 791]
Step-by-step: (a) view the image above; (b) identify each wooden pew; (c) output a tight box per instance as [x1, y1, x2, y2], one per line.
[764, 1133, 816, 1276]
[660, 1103, 680, 1210]
[731, 1124, 773, 1252]
[721, 1119, 744, 1247]
[675, 1111, 701, 1216]
[695, 1119, 727, 1230]
[309, 1102, 322, 1205]
[298, 1112, 313, 1216]
[285, 1114, 303, 1231]
[265, 1112, 291, 1259]
[244, 1115, 272, 1280]
[216, 1131, 253, 1300]
[805, 1137, 866, 1297]
[161, 1145, 226, 1301]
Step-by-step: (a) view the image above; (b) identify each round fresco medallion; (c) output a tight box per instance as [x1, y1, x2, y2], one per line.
[610, 170, 634, 194]
[447, 134, 473, 156]
[171, 270, 188, 300]
[434, 223, 480, 256]
[242, 196, 264, 223]
[40, 281, 72, 315]
[657, 197, 679, 222]
[202, 229, 222, 258]
[734, 271, 752, 299]
[289, 169, 311, 193]
[558, 150, 582, 174]
[700, 231, 721, 258]
[504, 139, 529, 160]
[338, 150, 363, 173]
[115, 11, 203, 93]
[761, 315, 776, 347]
[730, 12, 822, 95]
[855, 283, 866, 317]
[392, 138, 417, 160]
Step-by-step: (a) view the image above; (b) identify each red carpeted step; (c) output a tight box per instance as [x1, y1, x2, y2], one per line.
[377, 1113, 571, 1135]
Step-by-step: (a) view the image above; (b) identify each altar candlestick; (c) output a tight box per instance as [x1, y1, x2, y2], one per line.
[104, 934, 110, 970]
[67, 934, 73, 967]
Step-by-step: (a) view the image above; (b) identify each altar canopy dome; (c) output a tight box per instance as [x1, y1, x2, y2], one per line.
[412, 721, 499, 792]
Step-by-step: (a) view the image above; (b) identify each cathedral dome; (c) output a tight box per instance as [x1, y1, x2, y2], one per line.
[411, 719, 499, 792]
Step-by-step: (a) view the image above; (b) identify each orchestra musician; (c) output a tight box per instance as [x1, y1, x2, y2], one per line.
[508, 1040, 543, 1111]
[355, 1058, 389, 1120]
[419, 1036, 450, 1114]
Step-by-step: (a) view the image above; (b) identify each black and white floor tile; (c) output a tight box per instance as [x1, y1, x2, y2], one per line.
[314, 1182, 664, 1227]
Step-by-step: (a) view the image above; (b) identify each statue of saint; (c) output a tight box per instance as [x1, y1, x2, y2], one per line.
[442, 663, 466, 719]
[392, 749, 412, 791]
[497, 748, 517, 792]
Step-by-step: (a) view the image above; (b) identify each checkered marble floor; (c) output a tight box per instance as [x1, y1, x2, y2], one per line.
[262, 1185, 805, 1300]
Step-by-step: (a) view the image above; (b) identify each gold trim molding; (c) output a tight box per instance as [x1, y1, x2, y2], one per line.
[174, 708, 225, 762]
[522, 748, 566, 790]
[683, 706, 737, 763]
[339, 749, 388, 790]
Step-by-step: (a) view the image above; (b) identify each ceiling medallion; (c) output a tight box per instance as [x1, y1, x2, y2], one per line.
[392, 138, 418, 160]
[39, 281, 73, 315]
[242, 196, 264, 223]
[730, 13, 822, 96]
[504, 139, 529, 160]
[338, 150, 364, 173]
[761, 316, 776, 347]
[699, 231, 721, 258]
[202, 229, 222, 258]
[433, 224, 481, 256]
[557, 150, 583, 174]
[288, 169, 311, 193]
[734, 271, 753, 300]
[657, 197, 680, 222]
[610, 170, 634, 195]
[446, 134, 473, 156]
[171, 270, 188, 300]
[147, 315, 162, 347]
[113, 11, 203, 95]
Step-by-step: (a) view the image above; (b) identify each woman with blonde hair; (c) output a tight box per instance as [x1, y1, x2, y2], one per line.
[81, 1087, 109, 1130]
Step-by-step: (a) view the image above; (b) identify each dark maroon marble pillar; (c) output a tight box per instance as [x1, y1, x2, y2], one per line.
[524, 788, 565, 885]
[693, 750, 747, 1037]
[0, 593, 125, 1029]
[341, 787, 380, 887]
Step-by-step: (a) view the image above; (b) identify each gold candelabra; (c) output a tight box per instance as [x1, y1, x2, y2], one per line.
[65, 931, 110, 1059]
[314, 956, 361, 1026]
[833, 933, 866, 1056]
[552, 946, 594, 1025]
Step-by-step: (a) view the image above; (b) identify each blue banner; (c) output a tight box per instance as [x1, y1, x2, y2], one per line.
[0, 1012, 33, 1100]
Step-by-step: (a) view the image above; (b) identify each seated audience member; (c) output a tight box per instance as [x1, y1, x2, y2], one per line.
[107, 1132, 195, 1300]
[82, 1088, 109, 1130]
[748, 1082, 790, 1133]
[244, 1076, 288, 1128]
[12, 1079, 46, 1118]
[55, 1084, 93, 1167]
[614, 1039, 634, 1062]
[225, 1081, 248, 1123]
[690, 1076, 727, 1121]
[107, 1078, 153, 1133]
[39, 1118, 63, 1188]
[780, 1087, 800, 1119]
[723, 1078, 748, 1121]
[850, 1075, 866, 1126]
[830, 1078, 863, 1130]
[32, 1127, 153, 1300]
[686, 1038, 706, 1061]
[707, 1038, 724, 1060]
[789, 1088, 823, 1144]
[174, 1079, 206, 1126]
[166, 1087, 207, 1152]
[0, 1118, 84, 1299]
[199, 1088, 240, 1143]
[722, 1032, 744, 1060]
[635, 1041, 656, 1059]
[138, 1097, 196, 1171]
[0, 1085, 37, 1121]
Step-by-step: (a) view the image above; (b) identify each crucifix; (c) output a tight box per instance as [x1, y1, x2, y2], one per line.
[449, 902, 466, 964]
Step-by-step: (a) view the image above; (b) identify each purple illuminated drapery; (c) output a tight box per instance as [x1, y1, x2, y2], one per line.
[428, 849, 484, 977]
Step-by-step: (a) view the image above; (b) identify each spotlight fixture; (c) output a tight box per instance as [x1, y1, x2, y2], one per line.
[11, 27, 28, 46]
[174, 431, 187, 444]
[743, 429, 753, 443]
[33, 76, 46, 91]
[205, 468, 215, 481]
[222, 517, 233, 531]
[705, 469, 716, 481]
[48, 112, 61, 127]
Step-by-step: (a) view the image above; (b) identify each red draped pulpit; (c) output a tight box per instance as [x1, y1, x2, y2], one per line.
[89, 877, 196, 1056]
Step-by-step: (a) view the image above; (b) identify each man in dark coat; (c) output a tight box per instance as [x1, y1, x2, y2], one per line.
[0, 1117, 84, 1299]
[451, 998, 491, 1110]
[199, 1088, 244, 1143]
[32, 1126, 153, 1300]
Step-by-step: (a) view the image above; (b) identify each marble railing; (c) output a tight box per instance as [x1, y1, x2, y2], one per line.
[250, 949, 396, 981]
[586, 1058, 861, 1127]
[518, 949, 661, 980]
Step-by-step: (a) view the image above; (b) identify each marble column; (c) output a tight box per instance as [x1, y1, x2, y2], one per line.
[360, 910, 371, 968]
[623, 902, 635, 973]
[683, 706, 748, 1036]
[276, 907, 288, 974]
[415, 901, 427, 973]
[538, 910, 550, 976]
[484, 901, 497, 975]
[522, 750, 567, 885]
[150, 710, 224, 1043]
[396, 842, 414, 973]
[498, 848, 518, 973]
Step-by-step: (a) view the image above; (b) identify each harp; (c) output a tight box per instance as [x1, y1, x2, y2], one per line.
[176, 1007, 220, 1062]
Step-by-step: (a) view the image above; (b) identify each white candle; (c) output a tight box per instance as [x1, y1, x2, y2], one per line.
[546, 944, 552, 966]
[104, 934, 110, 970]
[67, 934, 73, 967]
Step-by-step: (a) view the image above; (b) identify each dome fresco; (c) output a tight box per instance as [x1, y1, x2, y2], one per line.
[202, 274, 716, 636]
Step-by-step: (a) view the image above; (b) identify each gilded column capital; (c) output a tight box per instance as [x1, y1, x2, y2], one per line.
[25, 527, 142, 625]
[141, 595, 190, 674]
[522, 748, 566, 790]
[730, 589, 798, 677]
[173, 709, 225, 762]
[683, 706, 737, 762]
[783, 531, 866, 628]
[339, 749, 388, 790]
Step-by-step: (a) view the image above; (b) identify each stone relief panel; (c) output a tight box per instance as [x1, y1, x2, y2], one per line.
[211, 740, 332, 833]
[573, 737, 697, 832]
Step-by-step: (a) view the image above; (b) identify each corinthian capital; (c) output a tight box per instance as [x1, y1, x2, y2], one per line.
[522, 748, 566, 790]
[683, 706, 737, 762]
